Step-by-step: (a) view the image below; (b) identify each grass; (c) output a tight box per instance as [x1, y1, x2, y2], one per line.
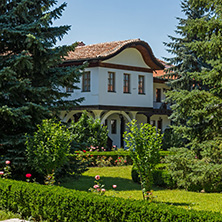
[0, 210, 20, 221]
[61, 165, 222, 213]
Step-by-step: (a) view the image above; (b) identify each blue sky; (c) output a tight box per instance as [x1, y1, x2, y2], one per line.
[54, 0, 184, 59]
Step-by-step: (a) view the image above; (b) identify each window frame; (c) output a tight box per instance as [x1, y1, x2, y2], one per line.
[156, 88, 161, 102]
[111, 119, 117, 134]
[123, 73, 130, 93]
[108, 72, 115, 92]
[138, 75, 145, 94]
[82, 71, 90, 92]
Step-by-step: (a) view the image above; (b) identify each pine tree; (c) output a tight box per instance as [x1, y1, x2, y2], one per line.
[165, 0, 222, 191]
[0, 0, 84, 170]
[164, 0, 222, 153]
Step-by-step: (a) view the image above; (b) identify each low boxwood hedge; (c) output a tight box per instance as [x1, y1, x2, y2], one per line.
[0, 179, 221, 221]
[78, 150, 171, 166]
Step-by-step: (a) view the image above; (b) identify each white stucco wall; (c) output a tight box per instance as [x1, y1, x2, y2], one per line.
[150, 115, 171, 132]
[66, 67, 100, 105]
[103, 48, 151, 68]
[98, 67, 153, 107]
[136, 114, 147, 124]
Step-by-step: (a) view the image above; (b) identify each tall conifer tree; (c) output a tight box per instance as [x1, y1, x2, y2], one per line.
[165, 0, 222, 191]
[0, 0, 84, 169]
[164, 0, 222, 153]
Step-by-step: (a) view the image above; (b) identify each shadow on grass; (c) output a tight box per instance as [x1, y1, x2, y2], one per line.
[60, 175, 141, 192]
[154, 201, 191, 208]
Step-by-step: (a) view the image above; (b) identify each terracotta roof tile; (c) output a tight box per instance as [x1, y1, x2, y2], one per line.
[65, 39, 142, 61]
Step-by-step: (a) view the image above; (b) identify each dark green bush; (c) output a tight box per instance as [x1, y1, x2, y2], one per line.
[0, 179, 221, 221]
[165, 147, 222, 192]
[131, 164, 175, 188]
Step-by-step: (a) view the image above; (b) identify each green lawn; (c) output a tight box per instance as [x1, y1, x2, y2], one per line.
[61, 165, 222, 213]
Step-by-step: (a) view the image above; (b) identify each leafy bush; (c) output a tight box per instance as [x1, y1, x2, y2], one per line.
[26, 119, 71, 177]
[69, 111, 108, 151]
[124, 120, 163, 199]
[131, 164, 175, 188]
[0, 179, 222, 222]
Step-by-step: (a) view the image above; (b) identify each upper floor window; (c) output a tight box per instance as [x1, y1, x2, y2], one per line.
[108, 72, 115, 92]
[123, 73, 130, 93]
[156, 88, 161, 102]
[82, 71, 90, 92]
[138, 75, 145, 94]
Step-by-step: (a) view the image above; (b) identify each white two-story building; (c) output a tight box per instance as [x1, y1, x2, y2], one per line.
[59, 39, 171, 148]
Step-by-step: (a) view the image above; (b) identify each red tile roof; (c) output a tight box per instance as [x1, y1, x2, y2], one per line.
[64, 39, 165, 70]
[66, 39, 141, 61]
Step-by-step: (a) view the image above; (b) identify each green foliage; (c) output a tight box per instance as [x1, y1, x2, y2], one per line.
[0, 0, 85, 170]
[124, 120, 163, 199]
[162, 128, 184, 150]
[131, 164, 175, 188]
[0, 179, 222, 222]
[58, 152, 89, 179]
[165, 144, 222, 192]
[69, 111, 108, 150]
[164, 0, 222, 192]
[26, 119, 71, 176]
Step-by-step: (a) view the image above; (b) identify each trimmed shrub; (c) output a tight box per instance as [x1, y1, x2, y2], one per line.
[0, 179, 221, 221]
[131, 164, 175, 188]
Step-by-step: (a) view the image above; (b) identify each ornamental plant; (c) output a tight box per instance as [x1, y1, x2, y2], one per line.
[0, 160, 12, 179]
[93, 155, 113, 167]
[88, 175, 106, 195]
[26, 119, 71, 180]
[114, 156, 127, 166]
[26, 173, 32, 183]
[124, 120, 163, 200]
[88, 175, 118, 196]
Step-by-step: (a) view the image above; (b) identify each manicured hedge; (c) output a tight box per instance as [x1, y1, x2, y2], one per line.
[0, 179, 222, 221]
[78, 150, 171, 166]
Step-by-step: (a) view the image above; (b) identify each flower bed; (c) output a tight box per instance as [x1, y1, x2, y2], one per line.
[71, 150, 171, 167]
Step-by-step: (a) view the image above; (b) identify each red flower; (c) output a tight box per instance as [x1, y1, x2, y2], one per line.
[26, 173, 32, 178]
[5, 160, 10, 165]
[83, 150, 86, 153]
[95, 175, 100, 180]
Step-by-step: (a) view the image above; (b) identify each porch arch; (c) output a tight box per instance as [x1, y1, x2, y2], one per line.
[101, 111, 131, 125]
[61, 110, 93, 123]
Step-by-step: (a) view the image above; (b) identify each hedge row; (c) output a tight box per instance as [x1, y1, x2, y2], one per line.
[76, 150, 172, 166]
[0, 179, 221, 221]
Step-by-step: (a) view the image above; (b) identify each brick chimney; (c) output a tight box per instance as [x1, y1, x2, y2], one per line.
[77, 41, 85, 46]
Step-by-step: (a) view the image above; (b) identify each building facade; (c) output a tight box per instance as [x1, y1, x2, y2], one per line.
[59, 39, 171, 148]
